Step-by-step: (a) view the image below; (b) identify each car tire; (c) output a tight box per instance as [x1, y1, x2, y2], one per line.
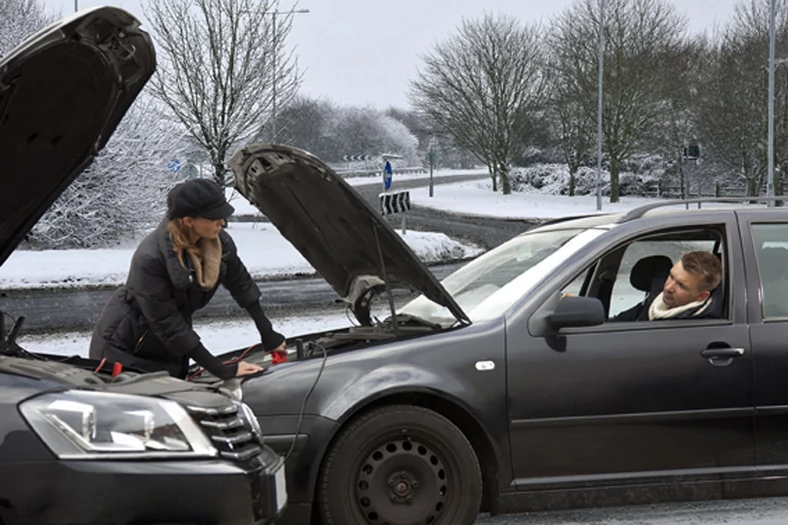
[317, 404, 482, 525]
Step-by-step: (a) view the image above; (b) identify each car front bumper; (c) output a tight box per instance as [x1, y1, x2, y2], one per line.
[0, 452, 287, 525]
[258, 414, 339, 524]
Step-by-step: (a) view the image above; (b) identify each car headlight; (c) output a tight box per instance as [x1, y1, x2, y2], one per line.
[240, 402, 263, 443]
[20, 390, 217, 460]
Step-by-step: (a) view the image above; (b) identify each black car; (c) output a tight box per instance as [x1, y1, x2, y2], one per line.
[192, 144, 788, 524]
[0, 8, 286, 524]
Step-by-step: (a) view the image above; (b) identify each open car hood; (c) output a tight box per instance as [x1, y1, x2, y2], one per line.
[229, 144, 470, 325]
[0, 7, 155, 266]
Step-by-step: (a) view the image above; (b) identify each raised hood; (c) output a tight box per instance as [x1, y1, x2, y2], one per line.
[229, 144, 470, 325]
[0, 7, 155, 266]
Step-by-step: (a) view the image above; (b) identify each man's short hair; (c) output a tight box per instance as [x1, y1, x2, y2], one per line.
[681, 251, 722, 291]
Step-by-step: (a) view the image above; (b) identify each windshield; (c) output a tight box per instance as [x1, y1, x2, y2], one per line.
[399, 228, 606, 325]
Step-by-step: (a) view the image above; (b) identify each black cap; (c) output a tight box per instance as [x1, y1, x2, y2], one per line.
[167, 179, 235, 220]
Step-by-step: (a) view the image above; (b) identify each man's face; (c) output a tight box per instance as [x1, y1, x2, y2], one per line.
[662, 261, 710, 308]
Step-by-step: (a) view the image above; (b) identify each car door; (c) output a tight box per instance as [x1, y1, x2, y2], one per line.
[505, 213, 754, 490]
[737, 211, 788, 478]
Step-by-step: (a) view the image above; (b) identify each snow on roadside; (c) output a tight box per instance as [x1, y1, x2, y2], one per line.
[408, 179, 665, 220]
[406, 173, 761, 221]
[0, 223, 483, 291]
[224, 168, 489, 216]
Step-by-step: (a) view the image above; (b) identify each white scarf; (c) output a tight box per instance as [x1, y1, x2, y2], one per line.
[648, 291, 710, 320]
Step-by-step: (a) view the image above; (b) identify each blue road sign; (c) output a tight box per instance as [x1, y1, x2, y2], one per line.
[383, 160, 393, 190]
[168, 158, 182, 173]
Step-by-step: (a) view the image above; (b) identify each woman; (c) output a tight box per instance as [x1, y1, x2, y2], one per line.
[89, 178, 285, 379]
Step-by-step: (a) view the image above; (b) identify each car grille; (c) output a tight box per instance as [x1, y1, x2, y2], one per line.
[186, 403, 263, 462]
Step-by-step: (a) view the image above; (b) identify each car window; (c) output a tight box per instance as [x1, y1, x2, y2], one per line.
[750, 223, 788, 320]
[562, 272, 587, 297]
[399, 227, 607, 324]
[608, 239, 717, 317]
[559, 228, 725, 321]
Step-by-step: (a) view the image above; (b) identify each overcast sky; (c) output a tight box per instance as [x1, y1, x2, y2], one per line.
[43, 0, 743, 109]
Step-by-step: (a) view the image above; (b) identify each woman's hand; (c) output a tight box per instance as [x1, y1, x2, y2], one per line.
[236, 360, 264, 377]
[268, 340, 289, 364]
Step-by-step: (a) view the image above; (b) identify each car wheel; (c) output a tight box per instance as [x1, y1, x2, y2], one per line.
[317, 404, 482, 525]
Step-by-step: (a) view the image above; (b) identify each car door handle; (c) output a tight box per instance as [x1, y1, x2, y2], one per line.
[701, 348, 745, 359]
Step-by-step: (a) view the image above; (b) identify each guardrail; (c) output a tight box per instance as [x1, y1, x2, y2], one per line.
[334, 167, 428, 178]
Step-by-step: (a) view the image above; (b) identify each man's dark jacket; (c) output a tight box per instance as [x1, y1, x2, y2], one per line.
[89, 222, 282, 378]
[612, 281, 723, 322]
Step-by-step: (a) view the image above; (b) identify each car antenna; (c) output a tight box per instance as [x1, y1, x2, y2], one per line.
[371, 220, 400, 337]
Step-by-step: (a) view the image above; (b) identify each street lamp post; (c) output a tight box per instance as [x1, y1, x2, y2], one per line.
[270, 8, 309, 142]
[74, 0, 78, 12]
[595, 0, 606, 211]
[767, 0, 777, 207]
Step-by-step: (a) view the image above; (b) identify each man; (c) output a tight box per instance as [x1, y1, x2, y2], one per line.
[612, 251, 723, 322]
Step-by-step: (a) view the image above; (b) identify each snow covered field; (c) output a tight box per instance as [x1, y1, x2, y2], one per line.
[0, 222, 483, 290]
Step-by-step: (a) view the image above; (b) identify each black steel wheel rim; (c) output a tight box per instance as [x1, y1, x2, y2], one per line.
[353, 431, 456, 525]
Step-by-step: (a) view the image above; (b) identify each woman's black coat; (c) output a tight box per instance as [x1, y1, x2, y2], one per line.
[89, 222, 271, 378]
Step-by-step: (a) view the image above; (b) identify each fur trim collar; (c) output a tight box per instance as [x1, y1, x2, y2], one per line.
[188, 237, 222, 291]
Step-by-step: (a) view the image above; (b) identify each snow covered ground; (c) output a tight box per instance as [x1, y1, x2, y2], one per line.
[0, 223, 484, 290]
[225, 167, 490, 216]
[406, 178, 746, 220]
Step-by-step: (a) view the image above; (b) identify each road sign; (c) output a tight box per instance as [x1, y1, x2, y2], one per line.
[383, 160, 393, 190]
[380, 190, 411, 235]
[379, 191, 410, 216]
[168, 158, 182, 173]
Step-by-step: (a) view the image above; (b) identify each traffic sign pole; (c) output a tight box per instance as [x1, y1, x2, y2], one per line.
[429, 149, 434, 198]
[427, 138, 438, 197]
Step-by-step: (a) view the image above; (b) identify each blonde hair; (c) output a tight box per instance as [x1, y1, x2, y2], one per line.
[168, 218, 201, 267]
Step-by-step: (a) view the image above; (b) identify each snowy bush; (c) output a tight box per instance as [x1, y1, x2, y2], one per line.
[511, 158, 664, 197]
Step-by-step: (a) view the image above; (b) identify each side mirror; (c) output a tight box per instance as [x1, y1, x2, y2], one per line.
[548, 296, 605, 330]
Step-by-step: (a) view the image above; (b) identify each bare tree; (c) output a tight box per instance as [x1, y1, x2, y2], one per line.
[143, 0, 302, 185]
[277, 98, 421, 165]
[550, 0, 688, 202]
[0, 0, 54, 57]
[410, 13, 544, 194]
[695, 0, 788, 197]
[648, 37, 706, 197]
[276, 95, 334, 159]
[544, 55, 596, 197]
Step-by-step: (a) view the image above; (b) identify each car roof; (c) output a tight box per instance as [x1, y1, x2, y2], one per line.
[530, 198, 782, 234]
[615, 198, 776, 222]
